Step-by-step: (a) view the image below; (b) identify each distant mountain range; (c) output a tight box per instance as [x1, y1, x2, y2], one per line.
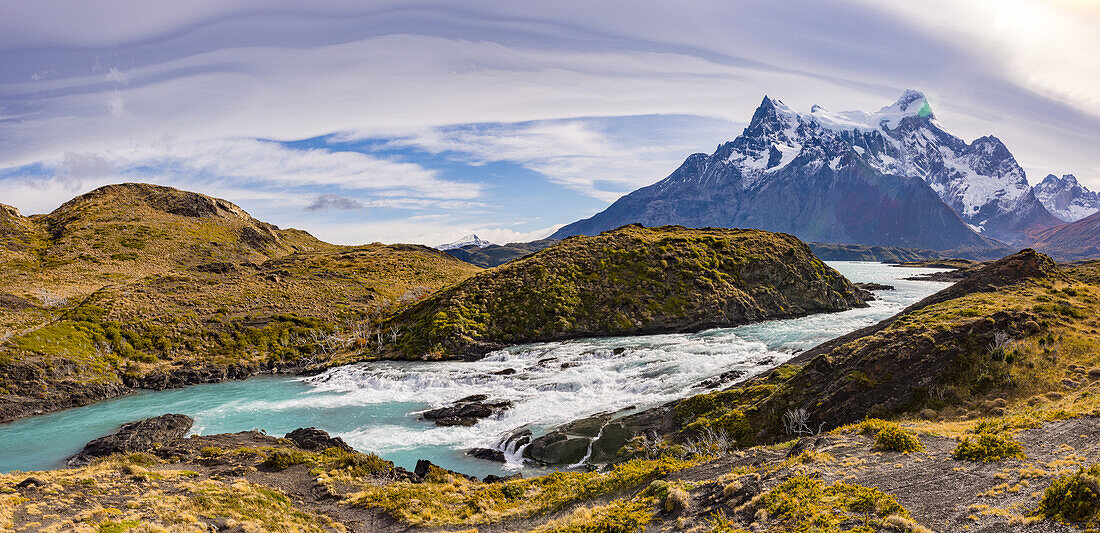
[1028, 210, 1100, 261]
[437, 234, 493, 250]
[552, 91, 1089, 253]
[1033, 174, 1100, 223]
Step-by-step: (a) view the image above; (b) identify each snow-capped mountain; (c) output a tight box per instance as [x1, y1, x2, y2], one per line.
[437, 234, 493, 250]
[1033, 174, 1100, 223]
[553, 90, 1060, 248]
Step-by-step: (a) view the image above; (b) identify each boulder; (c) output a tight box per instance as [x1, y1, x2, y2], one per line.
[16, 477, 46, 489]
[285, 427, 354, 452]
[467, 448, 506, 462]
[68, 414, 194, 466]
[421, 396, 513, 427]
[412, 459, 478, 483]
[523, 432, 591, 465]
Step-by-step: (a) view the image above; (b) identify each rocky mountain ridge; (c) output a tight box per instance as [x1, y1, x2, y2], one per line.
[1033, 173, 1100, 222]
[553, 91, 1065, 248]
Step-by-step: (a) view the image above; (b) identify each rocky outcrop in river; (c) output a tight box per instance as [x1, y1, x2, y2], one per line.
[68, 414, 194, 466]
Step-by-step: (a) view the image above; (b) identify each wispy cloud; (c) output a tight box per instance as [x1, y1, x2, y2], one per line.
[306, 194, 365, 212]
[0, 0, 1097, 244]
[1, 138, 481, 211]
[384, 116, 737, 201]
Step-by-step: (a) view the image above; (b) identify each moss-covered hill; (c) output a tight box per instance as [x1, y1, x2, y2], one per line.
[383, 224, 866, 359]
[0, 184, 481, 422]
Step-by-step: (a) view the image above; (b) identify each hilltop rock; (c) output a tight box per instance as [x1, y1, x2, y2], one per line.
[68, 414, 194, 466]
[387, 225, 866, 359]
[56, 183, 250, 220]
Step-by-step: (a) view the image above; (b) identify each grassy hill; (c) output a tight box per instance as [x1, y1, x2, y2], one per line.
[383, 224, 866, 359]
[1029, 210, 1100, 261]
[0, 184, 481, 422]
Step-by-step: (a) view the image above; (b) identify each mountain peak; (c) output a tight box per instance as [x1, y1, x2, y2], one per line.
[876, 89, 933, 127]
[438, 234, 492, 250]
[744, 95, 797, 138]
[1041, 173, 1079, 187]
[894, 89, 927, 110]
[1034, 173, 1098, 222]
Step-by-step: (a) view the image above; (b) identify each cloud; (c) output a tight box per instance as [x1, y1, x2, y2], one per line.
[56, 152, 114, 188]
[0, 0, 1097, 238]
[305, 193, 365, 212]
[303, 220, 564, 248]
[386, 115, 738, 201]
[0, 137, 482, 215]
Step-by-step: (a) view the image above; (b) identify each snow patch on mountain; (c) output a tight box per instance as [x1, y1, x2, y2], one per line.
[438, 234, 492, 250]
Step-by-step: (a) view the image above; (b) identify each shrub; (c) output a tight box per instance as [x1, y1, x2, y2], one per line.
[1036, 465, 1100, 526]
[125, 452, 158, 467]
[664, 487, 690, 513]
[756, 476, 910, 530]
[952, 433, 1026, 462]
[872, 424, 924, 453]
[856, 418, 892, 436]
[328, 450, 392, 477]
[262, 449, 314, 470]
[500, 484, 524, 499]
[200, 446, 225, 457]
[645, 480, 670, 500]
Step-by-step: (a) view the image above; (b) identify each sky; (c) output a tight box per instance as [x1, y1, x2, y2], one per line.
[1, 1, 1098, 246]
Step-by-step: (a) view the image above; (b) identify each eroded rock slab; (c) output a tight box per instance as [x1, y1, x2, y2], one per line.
[68, 414, 194, 466]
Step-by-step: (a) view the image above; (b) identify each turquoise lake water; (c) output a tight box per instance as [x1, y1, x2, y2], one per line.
[0, 261, 950, 478]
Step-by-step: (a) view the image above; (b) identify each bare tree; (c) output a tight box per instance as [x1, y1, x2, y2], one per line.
[681, 427, 733, 457]
[397, 286, 431, 304]
[783, 407, 812, 437]
[987, 331, 1015, 361]
[389, 324, 400, 343]
[37, 289, 67, 308]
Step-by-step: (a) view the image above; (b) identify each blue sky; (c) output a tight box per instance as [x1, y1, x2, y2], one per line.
[1, 1, 1098, 245]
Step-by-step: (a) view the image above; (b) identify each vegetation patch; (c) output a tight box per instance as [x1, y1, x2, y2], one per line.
[348, 456, 694, 526]
[743, 475, 912, 531]
[262, 449, 315, 470]
[872, 423, 924, 453]
[1035, 464, 1100, 528]
[189, 480, 336, 532]
[535, 499, 653, 533]
[952, 433, 1026, 462]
